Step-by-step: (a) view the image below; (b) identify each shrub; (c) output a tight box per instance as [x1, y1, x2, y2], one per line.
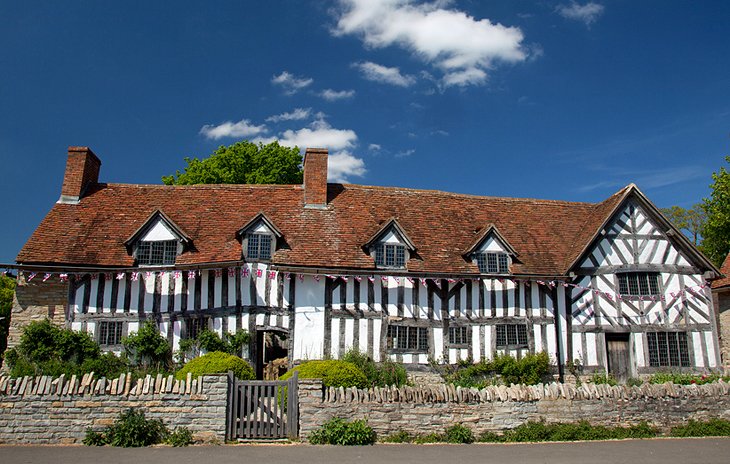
[123, 320, 172, 370]
[591, 373, 618, 386]
[88, 408, 169, 447]
[444, 352, 551, 387]
[493, 420, 658, 442]
[413, 433, 443, 444]
[83, 428, 108, 446]
[381, 430, 412, 443]
[308, 418, 376, 445]
[175, 351, 254, 381]
[280, 360, 368, 388]
[4, 319, 122, 378]
[166, 427, 194, 446]
[671, 419, 730, 437]
[444, 424, 474, 444]
[176, 329, 250, 363]
[649, 372, 730, 385]
[342, 348, 408, 387]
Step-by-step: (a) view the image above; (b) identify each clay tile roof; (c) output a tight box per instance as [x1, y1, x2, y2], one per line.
[712, 254, 730, 289]
[16, 181, 640, 276]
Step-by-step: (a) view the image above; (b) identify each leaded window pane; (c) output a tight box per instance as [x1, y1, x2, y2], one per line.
[498, 254, 509, 273]
[487, 253, 498, 273]
[137, 240, 177, 265]
[476, 254, 488, 273]
[648, 331, 690, 367]
[496, 324, 528, 348]
[259, 234, 272, 259]
[247, 234, 260, 259]
[388, 325, 428, 351]
[618, 272, 660, 296]
[385, 245, 395, 266]
[98, 321, 124, 346]
[376, 244, 406, 268]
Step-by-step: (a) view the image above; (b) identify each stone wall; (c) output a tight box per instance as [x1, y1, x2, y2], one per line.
[7, 274, 68, 351]
[297, 380, 730, 439]
[0, 373, 228, 444]
[714, 290, 730, 370]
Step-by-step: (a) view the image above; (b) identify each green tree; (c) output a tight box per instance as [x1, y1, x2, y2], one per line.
[660, 204, 706, 246]
[703, 156, 730, 267]
[0, 273, 16, 364]
[123, 320, 172, 370]
[162, 140, 303, 185]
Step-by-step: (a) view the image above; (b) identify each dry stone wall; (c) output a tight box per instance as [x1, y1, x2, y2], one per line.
[0, 373, 228, 444]
[297, 379, 730, 439]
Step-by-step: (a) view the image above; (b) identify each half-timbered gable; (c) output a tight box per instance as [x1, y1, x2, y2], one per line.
[567, 186, 719, 379]
[11, 146, 722, 381]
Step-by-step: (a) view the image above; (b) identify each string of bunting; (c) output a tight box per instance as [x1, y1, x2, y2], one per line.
[1, 265, 711, 303]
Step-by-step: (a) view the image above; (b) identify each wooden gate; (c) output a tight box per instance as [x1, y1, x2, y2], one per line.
[226, 371, 298, 440]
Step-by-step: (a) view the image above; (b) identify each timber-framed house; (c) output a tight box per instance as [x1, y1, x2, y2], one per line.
[9, 146, 723, 381]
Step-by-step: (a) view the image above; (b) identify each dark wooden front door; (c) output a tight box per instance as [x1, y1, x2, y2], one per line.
[606, 333, 631, 383]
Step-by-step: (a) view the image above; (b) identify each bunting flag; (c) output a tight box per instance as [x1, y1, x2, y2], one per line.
[4, 265, 716, 305]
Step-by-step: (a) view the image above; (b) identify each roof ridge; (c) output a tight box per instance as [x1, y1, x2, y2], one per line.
[337, 183, 598, 206]
[103, 182, 302, 190]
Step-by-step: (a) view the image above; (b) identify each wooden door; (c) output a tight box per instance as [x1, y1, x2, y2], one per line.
[606, 333, 631, 383]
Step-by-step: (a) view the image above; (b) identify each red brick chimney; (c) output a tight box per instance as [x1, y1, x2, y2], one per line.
[58, 146, 101, 204]
[303, 148, 328, 209]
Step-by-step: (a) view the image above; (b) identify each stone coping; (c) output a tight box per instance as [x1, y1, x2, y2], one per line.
[0, 372, 216, 398]
[309, 380, 730, 404]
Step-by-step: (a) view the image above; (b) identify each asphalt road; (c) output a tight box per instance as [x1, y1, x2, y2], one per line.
[1, 438, 729, 464]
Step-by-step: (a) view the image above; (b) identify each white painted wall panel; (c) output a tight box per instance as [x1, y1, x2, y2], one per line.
[331, 318, 340, 358]
[433, 327, 443, 362]
[692, 331, 704, 368]
[372, 319, 382, 361]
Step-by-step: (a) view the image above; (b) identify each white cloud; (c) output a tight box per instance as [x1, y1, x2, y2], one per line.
[557, 2, 605, 26]
[278, 119, 358, 151]
[334, 0, 526, 87]
[328, 151, 367, 183]
[395, 149, 415, 158]
[266, 108, 312, 123]
[319, 89, 356, 101]
[199, 119, 267, 140]
[271, 71, 314, 95]
[353, 61, 416, 87]
[368, 143, 381, 151]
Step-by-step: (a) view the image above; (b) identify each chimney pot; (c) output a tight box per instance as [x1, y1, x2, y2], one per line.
[303, 148, 328, 208]
[58, 146, 101, 204]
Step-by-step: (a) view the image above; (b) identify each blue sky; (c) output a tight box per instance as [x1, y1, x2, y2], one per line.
[1, 1, 729, 265]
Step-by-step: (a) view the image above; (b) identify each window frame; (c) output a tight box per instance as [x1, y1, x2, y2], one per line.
[646, 331, 691, 368]
[135, 239, 178, 266]
[244, 232, 274, 261]
[617, 272, 661, 297]
[375, 243, 407, 269]
[185, 316, 210, 340]
[97, 320, 125, 347]
[448, 326, 471, 347]
[387, 325, 429, 353]
[475, 252, 510, 274]
[495, 323, 529, 350]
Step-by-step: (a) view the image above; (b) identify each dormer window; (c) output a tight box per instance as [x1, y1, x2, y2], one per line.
[124, 210, 191, 267]
[246, 233, 272, 260]
[464, 224, 517, 275]
[136, 240, 178, 266]
[375, 243, 406, 268]
[476, 252, 509, 274]
[237, 213, 283, 262]
[365, 219, 416, 270]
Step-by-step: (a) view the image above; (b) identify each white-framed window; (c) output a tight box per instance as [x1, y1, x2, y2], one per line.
[98, 321, 124, 346]
[495, 324, 528, 349]
[449, 326, 470, 346]
[375, 243, 406, 268]
[246, 233, 273, 260]
[647, 331, 690, 367]
[387, 325, 428, 352]
[476, 252, 509, 274]
[136, 240, 178, 266]
[618, 272, 660, 296]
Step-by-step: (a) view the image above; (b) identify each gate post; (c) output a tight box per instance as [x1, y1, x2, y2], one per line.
[225, 371, 234, 442]
[287, 371, 299, 439]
